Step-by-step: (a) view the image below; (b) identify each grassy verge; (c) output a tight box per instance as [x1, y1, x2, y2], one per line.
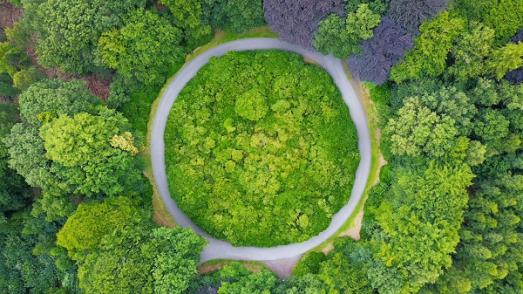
[186, 26, 277, 61]
[313, 67, 385, 253]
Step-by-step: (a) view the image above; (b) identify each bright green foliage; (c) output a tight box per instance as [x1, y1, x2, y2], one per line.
[385, 96, 458, 158]
[430, 163, 523, 292]
[57, 197, 205, 293]
[488, 42, 523, 80]
[40, 111, 142, 197]
[12, 66, 43, 90]
[203, 0, 265, 33]
[367, 163, 473, 293]
[391, 12, 466, 82]
[216, 263, 279, 293]
[316, 241, 373, 293]
[287, 238, 373, 293]
[314, 4, 382, 58]
[5, 80, 97, 190]
[56, 196, 146, 257]
[190, 263, 279, 293]
[346, 4, 382, 40]
[97, 9, 185, 86]
[165, 50, 359, 246]
[5, 79, 147, 220]
[313, 15, 349, 58]
[346, 0, 389, 15]
[0, 42, 29, 77]
[234, 88, 268, 121]
[34, 0, 145, 73]
[448, 23, 495, 82]
[160, 0, 212, 48]
[454, 0, 523, 43]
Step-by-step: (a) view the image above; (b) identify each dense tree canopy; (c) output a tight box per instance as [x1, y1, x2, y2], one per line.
[390, 12, 466, 83]
[40, 110, 142, 197]
[204, 0, 265, 33]
[1, 1, 522, 293]
[166, 50, 359, 246]
[97, 9, 186, 86]
[160, 0, 212, 49]
[263, 0, 345, 48]
[57, 196, 205, 293]
[454, 0, 523, 43]
[0, 104, 30, 222]
[5, 79, 145, 220]
[31, 0, 145, 73]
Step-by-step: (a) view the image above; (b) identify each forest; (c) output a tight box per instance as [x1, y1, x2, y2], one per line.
[0, 0, 522, 293]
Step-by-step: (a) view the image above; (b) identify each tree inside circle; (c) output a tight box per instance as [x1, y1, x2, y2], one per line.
[165, 50, 360, 246]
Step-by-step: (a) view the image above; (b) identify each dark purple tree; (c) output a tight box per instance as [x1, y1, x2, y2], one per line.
[348, 17, 413, 84]
[387, 0, 449, 34]
[505, 29, 523, 84]
[511, 29, 523, 43]
[263, 0, 345, 48]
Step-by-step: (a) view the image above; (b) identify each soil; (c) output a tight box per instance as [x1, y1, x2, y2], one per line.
[0, 2, 22, 29]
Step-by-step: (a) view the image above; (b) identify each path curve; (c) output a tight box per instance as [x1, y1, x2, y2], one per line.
[151, 38, 371, 262]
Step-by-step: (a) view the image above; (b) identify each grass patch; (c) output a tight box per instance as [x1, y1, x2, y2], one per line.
[313, 73, 385, 253]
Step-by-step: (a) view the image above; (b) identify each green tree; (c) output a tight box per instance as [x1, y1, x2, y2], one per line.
[367, 163, 473, 293]
[448, 23, 495, 82]
[0, 72, 17, 98]
[202, 0, 265, 33]
[391, 12, 466, 82]
[488, 42, 523, 80]
[33, 0, 145, 73]
[12, 66, 44, 90]
[385, 96, 458, 158]
[455, 0, 523, 43]
[40, 110, 143, 197]
[97, 9, 185, 85]
[216, 263, 278, 294]
[430, 157, 523, 293]
[160, 0, 212, 48]
[1, 211, 78, 293]
[18, 79, 98, 126]
[314, 4, 381, 58]
[57, 197, 205, 293]
[0, 104, 31, 221]
[56, 196, 146, 257]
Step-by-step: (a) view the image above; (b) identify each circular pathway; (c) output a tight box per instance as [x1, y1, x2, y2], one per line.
[150, 38, 371, 263]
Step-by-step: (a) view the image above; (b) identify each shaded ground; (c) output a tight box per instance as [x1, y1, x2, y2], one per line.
[0, 1, 22, 29]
